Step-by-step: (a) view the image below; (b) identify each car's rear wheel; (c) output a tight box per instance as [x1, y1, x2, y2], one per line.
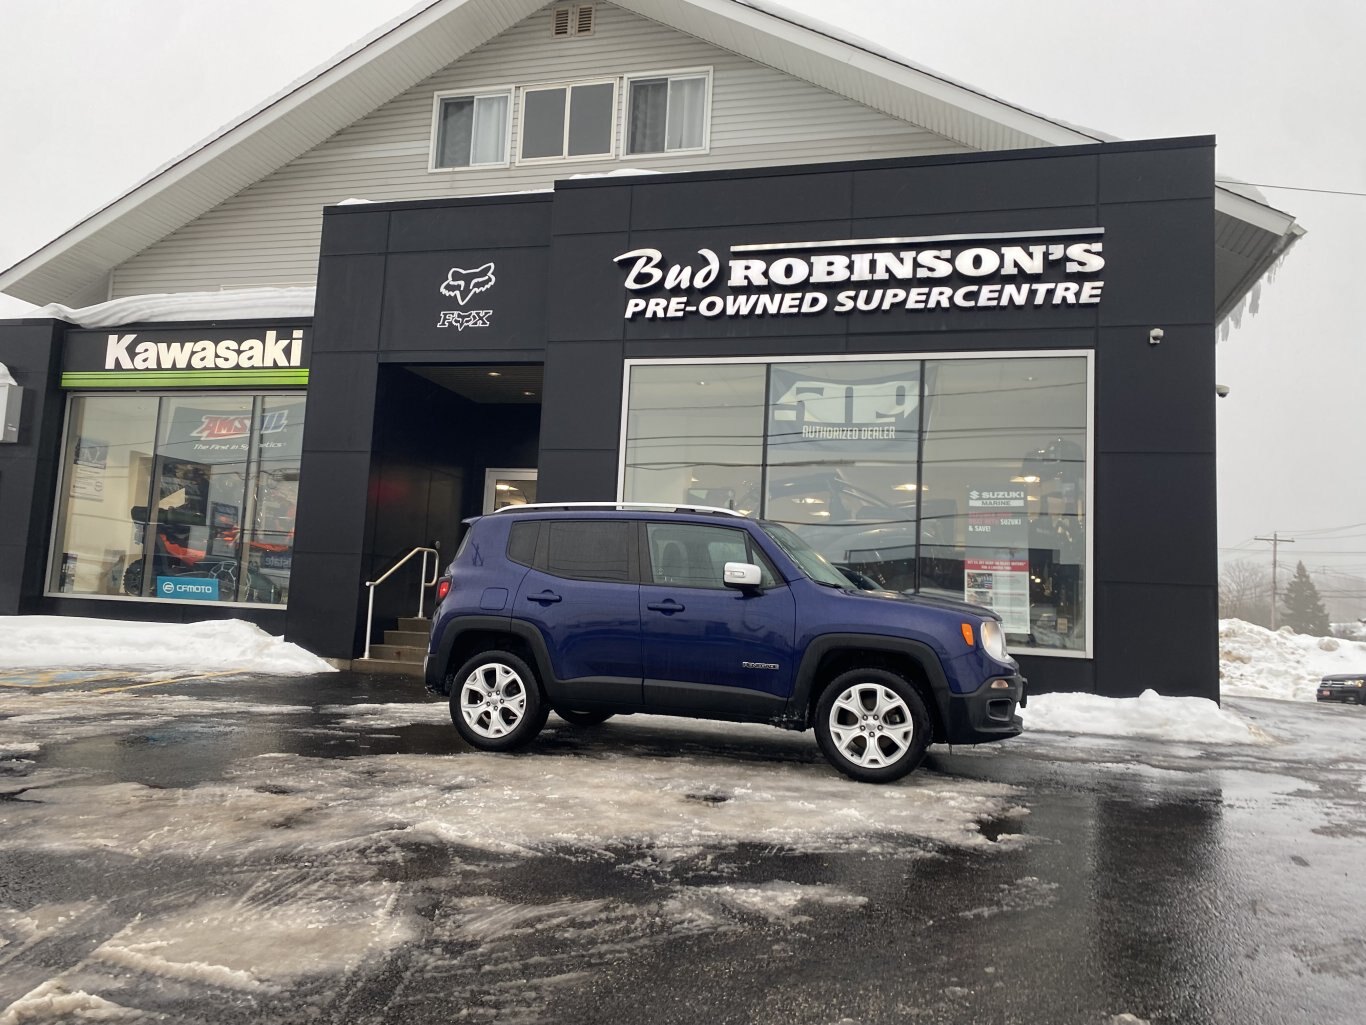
[814, 667, 930, 783]
[449, 650, 548, 751]
[554, 708, 615, 726]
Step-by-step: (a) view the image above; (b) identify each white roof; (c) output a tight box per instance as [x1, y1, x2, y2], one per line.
[0, 0, 1300, 317]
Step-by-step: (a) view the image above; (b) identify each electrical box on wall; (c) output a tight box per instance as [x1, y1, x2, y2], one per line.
[0, 382, 21, 443]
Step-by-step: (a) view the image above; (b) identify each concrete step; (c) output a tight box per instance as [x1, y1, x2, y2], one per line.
[351, 657, 425, 678]
[368, 643, 425, 663]
[384, 629, 428, 647]
[397, 617, 431, 633]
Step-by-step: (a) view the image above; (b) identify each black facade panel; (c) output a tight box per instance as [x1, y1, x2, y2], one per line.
[848, 206, 1103, 242]
[299, 353, 379, 453]
[387, 196, 552, 252]
[319, 209, 391, 256]
[285, 551, 368, 656]
[0, 543, 23, 612]
[312, 254, 386, 352]
[380, 248, 548, 352]
[626, 169, 854, 230]
[538, 449, 620, 502]
[1098, 145, 1215, 204]
[43, 594, 287, 632]
[546, 233, 631, 343]
[1095, 452, 1217, 587]
[1096, 199, 1214, 327]
[1095, 325, 1216, 454]
[844, 326, 1095, 356]
[852, 153, 1098, 218]
[1015, 652, 1095, 695]
[1095, 582, 1218, 699]
[292, 451, 374, 556]
[552, 183, 632, 236]
[623, 333, 850, 360]
[539, 341, 624, 451]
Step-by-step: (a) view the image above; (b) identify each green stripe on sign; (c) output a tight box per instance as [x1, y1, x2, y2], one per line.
[61, 370, 310, 388]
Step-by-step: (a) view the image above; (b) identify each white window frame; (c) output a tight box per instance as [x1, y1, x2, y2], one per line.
[515, 78, 619, 165]
[617, 350, 1096, 660]
[428, 86, 514, 173]
[621, 67, 713, 158]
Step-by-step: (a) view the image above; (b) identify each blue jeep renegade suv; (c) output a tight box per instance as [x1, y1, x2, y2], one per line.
[424, 504, 1024, 783]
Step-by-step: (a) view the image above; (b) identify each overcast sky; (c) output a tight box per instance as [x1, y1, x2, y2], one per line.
[2, 0, 1362, 586]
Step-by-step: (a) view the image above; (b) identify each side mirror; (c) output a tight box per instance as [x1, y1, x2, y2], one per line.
[723, 562, 763, 591]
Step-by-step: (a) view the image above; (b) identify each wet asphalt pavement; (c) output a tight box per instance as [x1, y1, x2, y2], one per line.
[2, 669, 1365, 1025]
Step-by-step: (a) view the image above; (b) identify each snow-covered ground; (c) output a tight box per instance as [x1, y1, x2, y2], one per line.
[1219, 617, 1366, 702]
[0, 616, 334, 675]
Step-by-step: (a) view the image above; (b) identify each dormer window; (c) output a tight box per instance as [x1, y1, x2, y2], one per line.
[430, 89, 511, 169]
[519, 80, 617, 162]
[625, 70, 710, 155]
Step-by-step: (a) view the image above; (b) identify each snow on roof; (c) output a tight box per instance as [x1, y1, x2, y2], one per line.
[30, 287, 316, 329]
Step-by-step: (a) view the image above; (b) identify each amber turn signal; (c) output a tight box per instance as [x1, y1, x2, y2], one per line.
[960, 622, 974, 647]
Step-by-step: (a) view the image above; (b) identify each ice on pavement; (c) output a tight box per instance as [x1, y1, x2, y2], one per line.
[0, 980, 136, 1025]
[1020, 688, 1269, 744]
[1219, 617, 1366, 702]
[0, 616, 334, 675]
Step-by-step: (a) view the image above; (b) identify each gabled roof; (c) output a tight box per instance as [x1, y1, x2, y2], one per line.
[0, 0, 1301, 317]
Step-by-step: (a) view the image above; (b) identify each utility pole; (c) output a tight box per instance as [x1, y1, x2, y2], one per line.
[1254, 532, 1295, 630]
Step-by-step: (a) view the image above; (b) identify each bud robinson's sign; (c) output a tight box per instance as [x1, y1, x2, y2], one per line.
[613, 228, 1105, 321]
[61, 326, 310, 388]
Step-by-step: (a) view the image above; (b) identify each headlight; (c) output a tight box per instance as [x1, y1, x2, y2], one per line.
[980, 619, 1009, 662]
[1349, 680, 1365, 688]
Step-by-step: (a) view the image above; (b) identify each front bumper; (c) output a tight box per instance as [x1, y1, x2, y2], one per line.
[942, 673, 1026, 744]
[1317, 686, 1365, 703]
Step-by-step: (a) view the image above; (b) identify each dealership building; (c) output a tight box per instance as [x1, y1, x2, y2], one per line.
[0, 0, 1300, 698]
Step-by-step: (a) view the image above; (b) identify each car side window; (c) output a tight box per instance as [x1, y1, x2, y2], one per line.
[506, 520, 538, 566]
[646, 522, 777, 588]
[541, 520, 632, 582]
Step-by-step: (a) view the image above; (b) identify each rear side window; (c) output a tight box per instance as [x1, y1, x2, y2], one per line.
[543, 520, 632, 582]
[507, 520, 538, 566]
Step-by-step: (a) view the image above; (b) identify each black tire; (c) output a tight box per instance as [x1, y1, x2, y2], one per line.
[122, 558, 145, 596]
[554, 708, 615, 727]
[813, 667, 931, 783]
[448, 650, 549, 752]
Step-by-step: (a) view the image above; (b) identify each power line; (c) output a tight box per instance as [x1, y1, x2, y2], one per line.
[1216, 179, 1366, 198]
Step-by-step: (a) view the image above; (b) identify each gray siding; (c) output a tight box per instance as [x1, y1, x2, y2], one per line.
[112, 2, 967, 297]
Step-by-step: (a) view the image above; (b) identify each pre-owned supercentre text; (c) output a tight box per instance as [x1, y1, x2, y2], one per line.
[614, 231, 1105, 321]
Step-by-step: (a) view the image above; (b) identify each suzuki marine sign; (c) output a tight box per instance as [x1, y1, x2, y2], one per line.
[613, 228, 1105, 321]
[61, 326, 310, 388]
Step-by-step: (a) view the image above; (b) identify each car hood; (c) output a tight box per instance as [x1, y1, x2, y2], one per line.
[841, 586, 999, 621]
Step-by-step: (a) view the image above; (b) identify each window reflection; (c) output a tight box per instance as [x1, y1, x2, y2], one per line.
[621, 354, 1089, 653]
[49, 393, 304, 606]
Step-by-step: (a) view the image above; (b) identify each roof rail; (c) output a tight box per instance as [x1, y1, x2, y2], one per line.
[488, 501, 745, 517]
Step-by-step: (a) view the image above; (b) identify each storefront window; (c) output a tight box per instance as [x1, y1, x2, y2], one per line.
[623, 363, 765, 513]
[621, 354, 1090, 654]
[49, 392, 305, 606]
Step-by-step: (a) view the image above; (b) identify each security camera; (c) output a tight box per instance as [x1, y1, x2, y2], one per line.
[1148, 328, 1164, 345]
[1215, 384, 1230, 398]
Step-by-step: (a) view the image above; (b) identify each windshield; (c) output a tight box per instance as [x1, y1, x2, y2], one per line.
[760, 522, 855, 588]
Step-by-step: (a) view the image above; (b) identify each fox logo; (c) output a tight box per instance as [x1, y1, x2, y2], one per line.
[437, 310, 493, 331]
[439, 263, 496, 306]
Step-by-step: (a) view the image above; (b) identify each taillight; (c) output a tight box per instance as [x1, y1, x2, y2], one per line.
[436, 577, 452, 601]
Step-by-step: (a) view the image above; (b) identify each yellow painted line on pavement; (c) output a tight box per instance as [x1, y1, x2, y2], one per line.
[90, 671, 243, 694]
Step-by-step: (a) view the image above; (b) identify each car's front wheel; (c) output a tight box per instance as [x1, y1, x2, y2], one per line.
[449, 650, 548, 751]
[814, 668, 931, 783]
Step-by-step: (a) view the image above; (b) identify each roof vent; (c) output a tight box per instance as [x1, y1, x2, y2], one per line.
[552, 4, 594, 38]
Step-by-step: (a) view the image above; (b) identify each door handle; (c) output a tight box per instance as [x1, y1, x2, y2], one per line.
[646, 600, 685, 613]
[527, 591, 562, 605]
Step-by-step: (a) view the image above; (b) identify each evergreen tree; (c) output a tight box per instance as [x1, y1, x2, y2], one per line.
[1280, 561, 1331, 635]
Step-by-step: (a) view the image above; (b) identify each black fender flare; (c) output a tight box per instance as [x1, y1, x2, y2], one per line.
[785, 633, 952, 732]
[426, 615, 559, 696]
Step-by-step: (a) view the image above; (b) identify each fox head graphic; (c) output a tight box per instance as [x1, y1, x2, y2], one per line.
[440, 263, 496, 306]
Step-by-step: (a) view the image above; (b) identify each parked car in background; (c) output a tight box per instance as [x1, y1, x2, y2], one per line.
[1317, 674, 1366, 704]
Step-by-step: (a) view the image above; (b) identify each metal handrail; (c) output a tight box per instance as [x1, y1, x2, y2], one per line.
[488, 501, 745, 517]
[362, 546, 440, 660]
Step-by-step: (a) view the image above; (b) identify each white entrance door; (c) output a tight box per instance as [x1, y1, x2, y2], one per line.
[483, 468, 538, 513]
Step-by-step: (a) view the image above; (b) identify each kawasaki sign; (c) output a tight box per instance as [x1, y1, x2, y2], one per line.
[60, 326, 310, 388]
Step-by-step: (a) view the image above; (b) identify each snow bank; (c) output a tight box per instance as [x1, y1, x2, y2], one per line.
[0, 617, 334, 675]
[1219, 618, 1366, 702]
[29, 286, 315, 328]
[0, 980, 136, 1023]
[1020, 689, 1268, 744]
